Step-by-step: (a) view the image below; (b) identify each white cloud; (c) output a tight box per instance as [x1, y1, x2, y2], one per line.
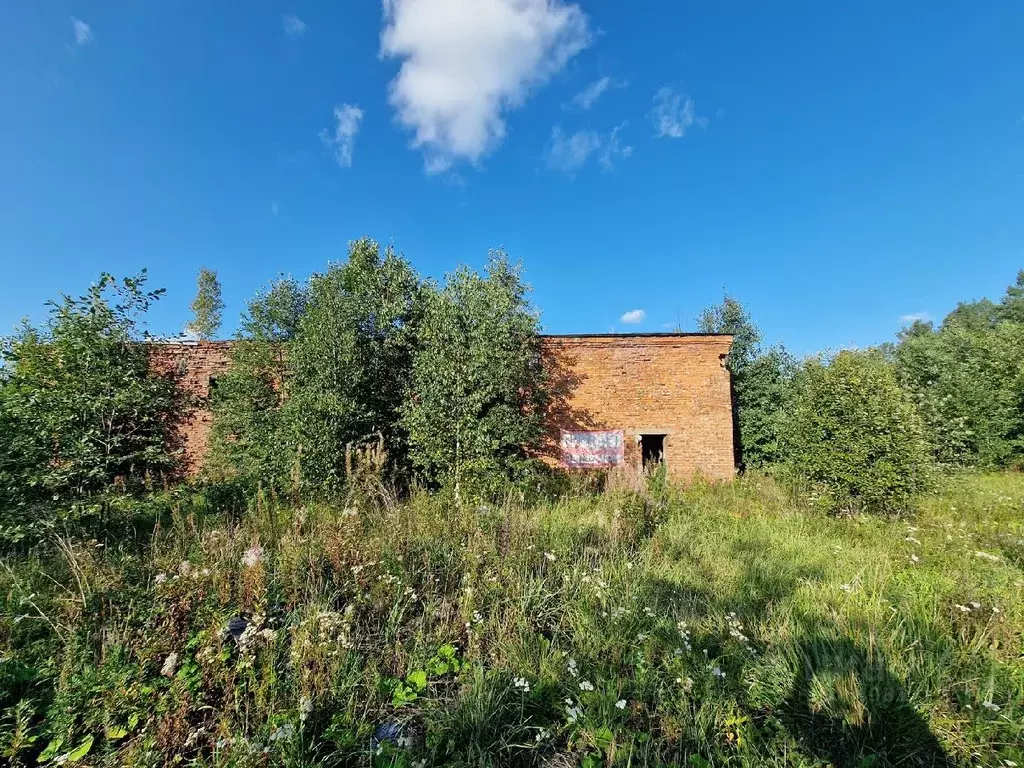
[899, 312, 932, 325]
[320, 104, 364, 168]
[650, 86, 705, 138]
[546, 121, 632, 174]
[571, 76, 611, 110]
[380, 0, 591, 172]
[546, 126, 600, 173]
[283, 14, 307, 38]
[71, 17, 92, 46]
[599, 123, 632, 170]
[620, 309, 646, 324]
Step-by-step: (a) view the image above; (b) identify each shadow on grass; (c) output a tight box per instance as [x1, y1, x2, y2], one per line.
[782, 633, 953, 767]
[643, 532, 953, 767]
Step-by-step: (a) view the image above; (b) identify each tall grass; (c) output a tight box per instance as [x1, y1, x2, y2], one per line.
[1, 473, 1021, 767]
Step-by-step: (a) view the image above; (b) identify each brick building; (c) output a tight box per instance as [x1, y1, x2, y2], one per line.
[151, 333, 735, 480]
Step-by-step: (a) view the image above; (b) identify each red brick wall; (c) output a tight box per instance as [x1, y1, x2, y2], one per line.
[149, 342, 234, 475]
[542, 335, 735, 480]
[150, 334, 735, 480]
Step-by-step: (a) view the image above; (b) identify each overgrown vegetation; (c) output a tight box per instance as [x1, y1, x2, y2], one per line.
[2, 248, 1023, 766]
[0, 273, 181, 544]
[1, 473, 1020, 766]
[782, 350, 933, 515]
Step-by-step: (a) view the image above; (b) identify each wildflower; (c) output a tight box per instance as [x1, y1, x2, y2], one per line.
[241, 544, 264, 568]
[982, 701, 1001, 712]
[969, 601, 981, 609]
[905, 536, 920, 544]
[955, 604, 971, 613]
[579, 680, 595, 691]
[839, 584, 852, 593]
[615, 699, 627, 709]
[565, 700, 583, 723]
[269, 723, 296, 742]
[154, 572, 168, 585]
[160, 652, 179, 678]
[299, 696, 313, 723]
[643, 606, 655, 617]
[567, 657, 578, 677]
[544, 551, 556, 562]
[535, 728, 551, 743]
[711, 666, 726, 679]
[910, 554, 920, 563]
[513, 676, 531, 693]
[975, 551, 999, 562]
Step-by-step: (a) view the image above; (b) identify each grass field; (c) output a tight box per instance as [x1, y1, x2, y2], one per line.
[1, 472, 1022, 767]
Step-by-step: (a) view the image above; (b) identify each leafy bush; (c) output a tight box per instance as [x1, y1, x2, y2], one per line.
[0, 273, 181, 543]
[402, 252, 550, 497]
[783, 350, 933, 515]
[698, 296, 796, 468]
[281, 239, 422, 492]
[206, 275, 307, 490]
[894, 287, 1024, 468]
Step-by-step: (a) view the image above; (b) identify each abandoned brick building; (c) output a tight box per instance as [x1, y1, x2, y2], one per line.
[151, 333, 735, 480]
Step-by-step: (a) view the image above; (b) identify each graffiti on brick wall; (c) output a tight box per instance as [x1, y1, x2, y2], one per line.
[560, 430, 624, 467]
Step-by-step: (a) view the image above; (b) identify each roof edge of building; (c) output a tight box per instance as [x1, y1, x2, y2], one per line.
[541, 332, 732, 339]
[148, 332, 733, 347]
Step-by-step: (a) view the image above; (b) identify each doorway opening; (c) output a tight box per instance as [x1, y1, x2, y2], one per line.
[640, 434, 666, 469]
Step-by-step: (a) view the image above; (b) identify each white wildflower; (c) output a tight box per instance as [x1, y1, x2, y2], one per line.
[513, 676, 531, 693]
[241, 544, 264, 568]
[975, 551, 999, 562]
[160, 652, 179, 678]
[910, 554, 920, 563]
[578, 680, 595, 691]
[544, 551, 556, 561]
[982, 701, 1001, 712]
[711, 666, 726, 679]
[567, 657, 578, 677]
[269, 723, 295, 741]
[299, 696, 313, 723]
[154, 572, 168, 585]
[615, 699, 627, 709]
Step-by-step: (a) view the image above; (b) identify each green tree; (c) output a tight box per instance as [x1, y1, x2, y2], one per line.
[402, 252, 549, 497]
[281, 239, 422, 491]
[998, 270, 1024, 325]
[698, 296, 795, 468]
[0, 272, 181, 542]
[188, 267, 224, 340]
[894, 272, 1024, 468]
[206, 276, 308, 487]
[784, 350, 932, 515]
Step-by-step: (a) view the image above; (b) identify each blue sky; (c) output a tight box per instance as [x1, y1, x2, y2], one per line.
[1, 1, 1022, 354]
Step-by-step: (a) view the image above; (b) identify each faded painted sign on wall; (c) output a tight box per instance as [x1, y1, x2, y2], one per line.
[560, 430, 624, 467]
